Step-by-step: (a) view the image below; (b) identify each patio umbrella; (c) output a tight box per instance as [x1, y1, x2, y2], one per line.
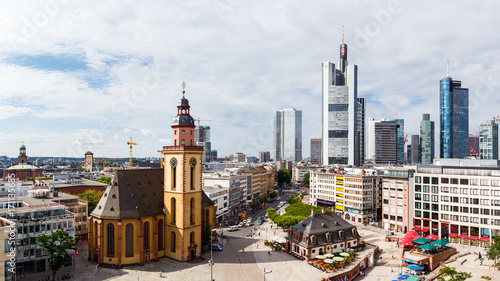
[339, 252, 350, 257]
[323, 253, 334, 258]
[408, 265, 424, 271]
[429, 240, 449, 247]
[402, 274, 410, 278]
[426, 234, 439, 240]
[406, 230, 418, 237]
[397, 277, 405, 281]
[315, 255, 325, 259]
[399, 240, 413, 246]
[323, 259, 334, 264]
[332, 249, 343, 253]
[333, 257, 344, 262]
[417, 244, 439, 251]
[412, 237, 431, 244]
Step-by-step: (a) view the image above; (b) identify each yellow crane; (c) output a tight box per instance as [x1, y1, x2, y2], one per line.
[127, 137, 138, 169]
[93, 156, 122, 173]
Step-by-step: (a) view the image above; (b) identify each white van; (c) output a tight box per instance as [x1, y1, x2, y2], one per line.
[228, 225, 238, 231]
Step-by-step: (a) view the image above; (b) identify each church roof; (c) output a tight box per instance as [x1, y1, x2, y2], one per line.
[6, 164, 40, 170]
[91, 169, 165, 220]
[20, 144, 26, 149]
[202, 190, 215, 207]
[292, 212, 357, 236]
[85, 151, 93, 155]
[172, 114, 195, 126]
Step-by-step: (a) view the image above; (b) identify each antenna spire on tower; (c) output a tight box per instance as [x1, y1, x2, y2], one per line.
[342, 25, 344, 44]
[182, 79, 186, 97]
[446, 60, 449, 77]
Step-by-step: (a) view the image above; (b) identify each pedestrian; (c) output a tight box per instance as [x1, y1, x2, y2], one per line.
[242, 248, 244, 252]
[268, 251, 270, 256]
[96, 264, 99, 270]
[391, 267, 393, 273]
[159, 271, 162, 277]
[259, 232, 260, 236]
[257, 244, 259, 249]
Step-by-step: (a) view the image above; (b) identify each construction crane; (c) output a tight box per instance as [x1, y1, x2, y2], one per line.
[469, 131, 478, 157]
[127, 137, 138, 169]
[196, 117, 218, 127]
[395, 113, 408, 164]
[158, 150, 164, 168]
[93, 156, 122, 174]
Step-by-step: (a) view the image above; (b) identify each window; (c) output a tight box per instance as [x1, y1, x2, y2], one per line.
[481, 180, 490, 186]
[171, 198, 176, 223]
[460, 179, 469, 185]
[423, 177, 430, 184]
[415, 202, 421, 209]
[423, 203, 430, 210]
[431, 195, 438, 202]
[126, 224, 134, 257]
[451, 178, 458, 184]
[423, 194, 429, 201]
[190, 198, 195, 224]
[441, 178, 449, 184]
[482, 208, 490, 215]
[423, 185, 429, 193]
[432, 186, 439, 194]
[481, 189, 490, 196]
[107, 224, 114, 256]
[338, 230, 344, 240]
[415, 210, 421, 217]
[144, 222, 150, 249]
[432, 177, 439, 184]
[182, 130, 185, 135]
[471, 189, 479, 195]
[94, 221, 98, 250]
[415, 193, 422, 201]
[415, 185, 421, 192]
[182, 139, 185, 145]
[415, 176, 421, 183]
[441, 186, 449, 193]
[441, 196, 449, 202]
[432, 204, 439, 211]
[470, 179, 478, 185]
[441, 205, 449, 211]
[158, 219, 164, 250]
[171, 232, 176, 252]
[190, 231, 195, 243]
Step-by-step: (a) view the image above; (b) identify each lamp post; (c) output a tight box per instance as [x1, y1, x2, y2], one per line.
[263, 268, 272, 281]
[209, 228, 216, 281]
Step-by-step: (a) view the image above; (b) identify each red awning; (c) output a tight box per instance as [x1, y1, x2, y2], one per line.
[479, 237, 490, 242]
[412, 226, 421, 230]
[448, 233, 458, 237]
[421, 227, 430, 232]
[458, 234, 468, 239]
[468, 236, 479, 240]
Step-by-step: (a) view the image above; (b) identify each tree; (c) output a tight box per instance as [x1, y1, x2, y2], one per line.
[269, 191, 277, 199]
[277, 169, 291, 187]
[25, 176, 34, 182]
[436, 266, 472, 281]
[487, 236, 500, 264]
[303, 172, 310, 186]
[201, 221, 213, 247]
[95, 177, 112, 184]
[77, 189, 104, 214]
[37, 229, 77, 281]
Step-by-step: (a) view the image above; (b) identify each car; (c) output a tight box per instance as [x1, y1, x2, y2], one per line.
[228, 225, 238, 231]
[257, 220, 262, 225]
[245, 220, 252, 227]
[238, 222, 245, 227]
[265, 213, 268, 218]
[211, 244, 223, 251]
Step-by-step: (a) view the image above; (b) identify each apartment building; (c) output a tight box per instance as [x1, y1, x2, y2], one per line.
[381, 168, 414, 233]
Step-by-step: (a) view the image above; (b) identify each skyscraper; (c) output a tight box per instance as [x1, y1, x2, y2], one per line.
[274, 108, 302, 162]
[394, 119, 404, 164]
[356, 97, 366, 166]
[440, 68, 469, 159]
[259, 151, 271, 162]
[322, 30, 358, 165]
[367, 118, 379, 161]
[420, 113, 435, 164]
[374, 120, 398, 164]
[310, 138, 322, 165]
[479, 120, 498, 160]
[410, 134, 420, 164]
[195, 125, 213, 162]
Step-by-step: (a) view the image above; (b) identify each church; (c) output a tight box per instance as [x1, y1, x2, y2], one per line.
[88, 82, 216, 266]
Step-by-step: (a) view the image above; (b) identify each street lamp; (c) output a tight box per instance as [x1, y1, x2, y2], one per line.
[263, 268, 272, 281]
[209, 228, 216, 281]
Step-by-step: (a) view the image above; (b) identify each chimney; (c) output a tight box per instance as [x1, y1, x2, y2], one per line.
[311, 208, 315, 216]
[322, 207, 325, 214]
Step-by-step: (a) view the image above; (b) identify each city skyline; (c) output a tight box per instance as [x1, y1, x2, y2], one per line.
[0, 2, 499, 158]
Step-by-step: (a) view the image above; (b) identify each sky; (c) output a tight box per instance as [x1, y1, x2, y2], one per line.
[0, 1, 499, 159]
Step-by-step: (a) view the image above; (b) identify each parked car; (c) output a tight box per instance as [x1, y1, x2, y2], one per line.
[228, 225, 238, 231]
[238, 222, 245, 227]
[211, 244, 223, 251]
[257, 220, 262, 225]
[245, 220, 252, 227]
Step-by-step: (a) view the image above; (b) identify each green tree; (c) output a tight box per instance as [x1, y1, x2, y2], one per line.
[277, 169, 291, 187]
[487, 236, 500, 264]
[25, 176, 34, 182]
[77, 189, 104, 214]
[201, 221, 213, 247]
[251, 200, 260, 210]
[303, 172, 310, 186]
[37, 229, 77, 281]
[436, 266, 472, 281]
[269, 191, 277, 199]
[95, 177, 112, 184]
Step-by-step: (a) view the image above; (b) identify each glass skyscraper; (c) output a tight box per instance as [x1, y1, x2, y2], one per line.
[440, 77, 469, 159]
[479, 120, 498, 160]
[310, 138, 322, 165]
[420, 113, 435, 164]
[274, 109, 302, 162]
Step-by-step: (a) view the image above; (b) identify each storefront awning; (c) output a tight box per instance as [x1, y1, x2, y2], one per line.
[458, 234, 468, 239]
[479, 237, 490, 242]
[448, 233, 458, 237]
[412, 226, 421, 231]
[421, 227, 429, 232]
[468, 235, 478, 240]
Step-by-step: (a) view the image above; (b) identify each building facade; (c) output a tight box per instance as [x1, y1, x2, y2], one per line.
[274, 109, 302, 162]
[420, 113, 435, 164]
[322, 35, 358, 166]
[310, 139, 322, 165]
[410, 135, 420, 164]
[413, 165, 500, 246]
[259, 151, 271, 163]
[374, 121, 398, 165]
[381, 168, 414, 233]
[356, 97, 366, 166]
[440, 77, 469, 159]
[479, 120, 498, 160]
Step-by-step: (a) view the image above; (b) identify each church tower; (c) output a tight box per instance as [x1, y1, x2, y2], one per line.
[163, 81, 204, 261]
[18, 142, 27, 164]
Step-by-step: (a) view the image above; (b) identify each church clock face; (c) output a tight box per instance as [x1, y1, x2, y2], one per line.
[170, 157, 178, 167]
[189, 157, 197, 168]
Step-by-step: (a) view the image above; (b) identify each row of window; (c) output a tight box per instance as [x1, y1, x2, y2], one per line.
[415, 176, 500, 186]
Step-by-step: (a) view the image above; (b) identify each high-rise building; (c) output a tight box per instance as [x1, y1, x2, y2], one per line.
[310, 138, 322, 165]
[407, 144, 412, 164]
[374, 121, 398, 164]
[273, 108, 302, 162]
[259, 151, 271, 163]
[195, 125, 213, 162]
[479, 120, 498, 160]
[410, 134, 420, 164]
[356, 98, 366, 166]
[322, 32, 358, 165]
[420, 113, 435, 164]
[393, 119, 405, 164]
[367, 118, 379, 161]
[440, 73, 469, 159]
